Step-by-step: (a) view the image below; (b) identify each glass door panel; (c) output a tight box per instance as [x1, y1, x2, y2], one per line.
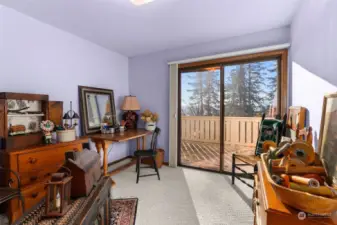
[222, 60, 279, 172]
[179, 67, 221, 171]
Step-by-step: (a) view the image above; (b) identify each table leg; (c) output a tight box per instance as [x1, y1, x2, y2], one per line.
[95, 142, 102, 154]
[137, 138, 140, 150]
[102, 141, 109, 176]
[142, 136, 146, 150]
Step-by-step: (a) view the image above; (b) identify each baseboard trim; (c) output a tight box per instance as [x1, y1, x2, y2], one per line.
[102, 156, 169, 176]
[101, 156, 132, 169]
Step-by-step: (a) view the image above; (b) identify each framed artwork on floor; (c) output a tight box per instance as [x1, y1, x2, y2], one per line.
[318, 93, 337, 186]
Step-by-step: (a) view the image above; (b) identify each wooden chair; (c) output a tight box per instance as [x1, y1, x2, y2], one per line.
[0, 167, 25, 215]
[232, 114, 287, 188]
[134, 127, 161, 184]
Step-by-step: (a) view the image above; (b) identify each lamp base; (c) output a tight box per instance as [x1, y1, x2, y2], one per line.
[122, 111, 138, 129]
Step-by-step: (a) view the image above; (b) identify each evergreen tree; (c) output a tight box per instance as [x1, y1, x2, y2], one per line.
[203, 70, 220, 116]
[184, 60, 278, 117]
[265, 61, 278, 105]
[186, 72, 204, 116]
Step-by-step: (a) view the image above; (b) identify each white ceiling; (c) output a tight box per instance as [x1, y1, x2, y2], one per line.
[0, 0, 303, 57]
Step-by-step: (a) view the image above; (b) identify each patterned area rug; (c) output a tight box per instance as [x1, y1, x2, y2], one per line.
[17, 198, 138, 225]
[110, 198, 138, 225]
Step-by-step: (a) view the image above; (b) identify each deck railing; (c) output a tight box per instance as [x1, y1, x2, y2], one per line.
[181, 116, 261, 146]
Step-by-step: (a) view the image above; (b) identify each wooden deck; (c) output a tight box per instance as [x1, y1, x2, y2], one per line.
[181, 140, 255, 171]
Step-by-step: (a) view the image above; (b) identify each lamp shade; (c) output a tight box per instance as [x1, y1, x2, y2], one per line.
[121, 96, 140, 111]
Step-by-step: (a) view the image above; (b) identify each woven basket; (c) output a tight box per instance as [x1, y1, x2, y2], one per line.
[261, 153, 337, 214]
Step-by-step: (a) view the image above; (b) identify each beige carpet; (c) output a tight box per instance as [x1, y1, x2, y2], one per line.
[110, 161, 253, 225]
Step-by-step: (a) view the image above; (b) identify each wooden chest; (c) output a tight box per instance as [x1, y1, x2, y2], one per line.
[253, 162, 335, 225]
[0, 138, 88, 224]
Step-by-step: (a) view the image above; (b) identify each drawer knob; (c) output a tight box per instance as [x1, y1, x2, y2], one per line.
[28, 157, 38, 164]
[31, 193, 38, 198]
[44, 173, 51, 177]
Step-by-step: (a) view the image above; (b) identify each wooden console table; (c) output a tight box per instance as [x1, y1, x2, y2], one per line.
[90, 129, 151, 176]
[254, 161, 334, 225]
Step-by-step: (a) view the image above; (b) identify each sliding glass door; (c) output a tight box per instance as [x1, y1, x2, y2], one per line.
[222, 60, 279, 172]
[177, 50, 286, 173]
[178, 67, 221, 171]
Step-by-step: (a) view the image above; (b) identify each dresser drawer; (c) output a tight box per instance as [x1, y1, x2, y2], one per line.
[9, 180, 47, 223]
[19, 164, 62, 186]
[18, 144, 81, 173]
[22, 181, 47, 212]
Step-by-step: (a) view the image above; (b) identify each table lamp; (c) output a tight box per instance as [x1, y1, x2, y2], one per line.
[121, 95, 140, 129]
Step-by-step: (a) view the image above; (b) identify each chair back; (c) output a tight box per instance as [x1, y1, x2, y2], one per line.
[255, 113, 287, 156]
[150, 127, 161, 151]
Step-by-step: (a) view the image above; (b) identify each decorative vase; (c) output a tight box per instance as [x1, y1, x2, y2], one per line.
[145, 122, 156, 131]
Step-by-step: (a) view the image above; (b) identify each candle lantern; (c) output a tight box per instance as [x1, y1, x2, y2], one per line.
[57, 101, 80, 142]
[45, 170, 72, 217]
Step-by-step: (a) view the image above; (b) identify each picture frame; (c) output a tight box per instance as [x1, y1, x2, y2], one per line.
[78, 86, 117, 135]
[318, 93, 337, 185]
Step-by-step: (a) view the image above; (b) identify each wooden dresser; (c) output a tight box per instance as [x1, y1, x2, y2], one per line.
[254, 162, 334, 225]
[0, 138, 88, 224]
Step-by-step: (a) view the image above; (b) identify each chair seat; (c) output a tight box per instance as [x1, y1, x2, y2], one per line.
[234, 154, 260, 166]
[134, 149, 156, 157]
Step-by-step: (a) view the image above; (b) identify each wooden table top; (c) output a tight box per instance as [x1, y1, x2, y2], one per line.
[89, 129, 151, 142]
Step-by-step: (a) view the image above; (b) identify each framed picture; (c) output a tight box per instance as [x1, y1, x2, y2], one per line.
[78, 86, 117, 135]
[318, 93, 337, 185]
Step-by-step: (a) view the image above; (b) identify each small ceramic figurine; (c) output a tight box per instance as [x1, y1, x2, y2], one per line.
[40, 120, 55, 144]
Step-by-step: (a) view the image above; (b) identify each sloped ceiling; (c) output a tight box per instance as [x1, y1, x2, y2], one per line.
[0, 0, 303, 56]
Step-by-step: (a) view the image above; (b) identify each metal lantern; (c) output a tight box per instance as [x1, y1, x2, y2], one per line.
[45, 171, 72, 217]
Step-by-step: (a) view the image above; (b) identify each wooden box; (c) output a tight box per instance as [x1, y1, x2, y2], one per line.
[261, 153, 337, 215]
[0, 92, 49, 150]
[253, 162, 334, 225]
[63, 149, 101, 197]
